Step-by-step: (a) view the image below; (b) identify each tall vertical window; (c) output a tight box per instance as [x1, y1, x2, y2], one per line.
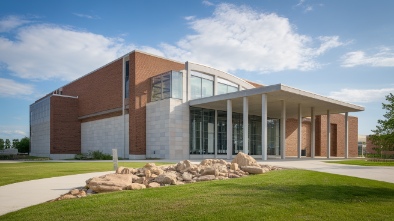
[190, 71, 213, 100]
[190, 107, 215, 155]
[125, 61, 130, 98]
[151, 71, 183, 102]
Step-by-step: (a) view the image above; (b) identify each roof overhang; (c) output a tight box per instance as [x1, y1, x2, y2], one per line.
[189, 84, 364, 119]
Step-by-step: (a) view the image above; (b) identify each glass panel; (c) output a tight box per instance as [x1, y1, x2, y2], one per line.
[217, 111, 227, 154]
[201, 78, 213, 98]
[203, 109, 215, 154]
[233, 113, 243, 155]
[162, 73, 171, 99]
[171, 71, 183, 99]
[190, 76, 202, 100]
[125, 61, 130, 98]
[190, 108, 202, 154]
[191, 71, 214, 81]
[151, 76, 162, 102]
[217, 83, 227, 95]
[218, 77, 238, 88]
[267, 119, 280, 155]
[249, 115, 262, 155]
[227, 85, 238, 93]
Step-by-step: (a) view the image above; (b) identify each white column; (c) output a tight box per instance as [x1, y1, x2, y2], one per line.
[281, 100, 286, 159]
[261, 94, 267, 161]
[345, 112, 349, 159]
[327, 110, 331, 159]
[297, 104, 302, 158]
[243, 97, 249, 155]
[227, 100, 232, 160]
[214, 110, 218, 159]
[311, 107, 315, 158]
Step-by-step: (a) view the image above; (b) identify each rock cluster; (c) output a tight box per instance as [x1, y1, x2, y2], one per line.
[52, 153, 281, 201]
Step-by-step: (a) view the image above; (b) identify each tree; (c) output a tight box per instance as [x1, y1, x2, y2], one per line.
[369, 93, 394, 156]
[16, 137, 30, 153]
[4, 139, 11, 149]
[12, 139, 19, 149]
[0, 139, 4, 150]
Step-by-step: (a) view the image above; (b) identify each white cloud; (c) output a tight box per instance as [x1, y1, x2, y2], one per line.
[184, 16, 195, 21]
[202, 0, 214, 6]
[0, 24, 135, 81]
[0, 15, 31, 32]
[73, 13, 100, 19]
[341, 48, 394, 67]
[328, 88, 394, 103]
[0, 78, 34, 97]
[160, 3, 343, 73]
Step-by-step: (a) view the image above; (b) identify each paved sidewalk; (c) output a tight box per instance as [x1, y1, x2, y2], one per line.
[0, 171, 112, 216]
[259, 158, 394, 184]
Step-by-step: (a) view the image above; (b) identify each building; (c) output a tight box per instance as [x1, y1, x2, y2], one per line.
[30, 50, 364, 160]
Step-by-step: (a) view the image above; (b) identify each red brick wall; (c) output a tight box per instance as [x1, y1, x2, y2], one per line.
[62, 58, 123, 117]
[129, 52, 184, 155]
[50, 96, 81, 154]
[315, 114, 358, 157]
[285, 119, 311, 157]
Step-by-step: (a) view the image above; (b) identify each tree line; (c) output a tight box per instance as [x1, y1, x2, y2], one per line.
[0, 137, 30, 153]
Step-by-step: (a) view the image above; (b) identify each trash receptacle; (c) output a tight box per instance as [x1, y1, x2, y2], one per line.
[301, 149, 306, 156]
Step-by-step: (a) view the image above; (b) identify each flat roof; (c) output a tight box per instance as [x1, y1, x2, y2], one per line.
[189, 84, 364, 118]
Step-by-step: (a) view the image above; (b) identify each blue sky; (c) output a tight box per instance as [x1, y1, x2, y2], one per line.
[0, 0, 393, 140]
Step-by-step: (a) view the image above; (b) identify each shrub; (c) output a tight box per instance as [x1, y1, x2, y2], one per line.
[74, 150, 112, 160]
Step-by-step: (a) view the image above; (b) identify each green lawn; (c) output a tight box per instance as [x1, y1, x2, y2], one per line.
[0, 162, 171, 186]
[326, 159, 394, 166]
[1, 170, 393, 221]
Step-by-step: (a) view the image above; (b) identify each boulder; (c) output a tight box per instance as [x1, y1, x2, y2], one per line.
[230, 163, 239, 171]
[86, 173, 132, 193]
[240, 166, 268, 174]
[154, 172, 177, 185]
[176, 160, 194, 172]
[144, 163, 156, 169]
[128, 183, 146, 190]
[197, 175, 216, 182]
[147, 182, 161, 188]
[200, 167, 217, 176]
[182, 172, 193, 181]
[231, 152, 259, 167]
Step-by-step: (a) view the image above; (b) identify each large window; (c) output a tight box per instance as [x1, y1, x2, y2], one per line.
[190, 71, 213, 100]
[151, 71, 183, 102]
[217, 78, 238, 95]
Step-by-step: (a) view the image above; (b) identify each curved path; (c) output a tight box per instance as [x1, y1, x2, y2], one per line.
[0, 159, 393, 216]
[0, 171, 112, 216]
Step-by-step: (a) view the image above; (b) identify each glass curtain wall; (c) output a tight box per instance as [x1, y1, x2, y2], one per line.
[190, 108, 281, 156]
[190, 107, 215, 155]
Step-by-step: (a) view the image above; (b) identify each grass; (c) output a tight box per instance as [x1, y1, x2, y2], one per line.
[1, 169, 393, 221]
[326, 159, 394, 166]
[0, 162, 171, 186]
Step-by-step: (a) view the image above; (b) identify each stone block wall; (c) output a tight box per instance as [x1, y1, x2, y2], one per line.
[146, 98, 189, 159]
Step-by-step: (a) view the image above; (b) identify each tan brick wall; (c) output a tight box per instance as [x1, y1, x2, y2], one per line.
[50, 96, 81, 154]
[129, 52, 184, 155]
[315, 114, 358, 157]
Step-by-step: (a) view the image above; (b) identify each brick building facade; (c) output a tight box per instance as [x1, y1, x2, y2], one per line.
[30, 50, 364, 160]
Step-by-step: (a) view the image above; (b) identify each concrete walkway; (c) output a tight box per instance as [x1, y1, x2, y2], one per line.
[0, 171, 112, 216]
[0, 159, 393, 216]
[258, 158, 394, 184]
